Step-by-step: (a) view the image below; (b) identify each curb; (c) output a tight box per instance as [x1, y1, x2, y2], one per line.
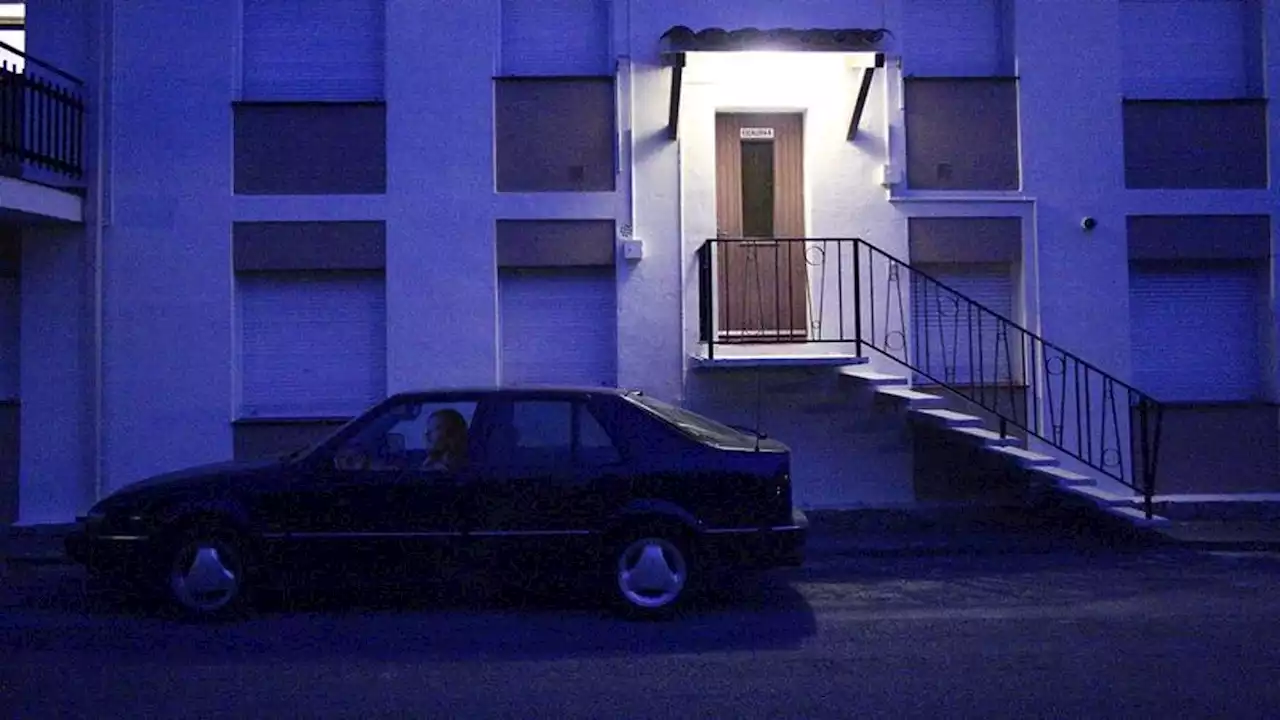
[1170, 539, 1280, 553]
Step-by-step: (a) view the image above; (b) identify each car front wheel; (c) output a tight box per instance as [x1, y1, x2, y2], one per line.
[608, 530, 694, 620]
[161, 527, 249, 620]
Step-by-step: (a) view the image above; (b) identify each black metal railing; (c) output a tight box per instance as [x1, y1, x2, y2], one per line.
[697, 237, 1164, 516]
[0, 41, 85, 182]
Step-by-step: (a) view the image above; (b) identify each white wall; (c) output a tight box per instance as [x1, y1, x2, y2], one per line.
[17, 0, 95, 523]
[1017, 0, 1129, 373]
[384, 0, 500, 392]
[92, 1, 236, 496]
[0, 3, 25, 72]
[17, 227, 89, 524]
[684, 368, 916, 509]
[22, 0, 87, 76]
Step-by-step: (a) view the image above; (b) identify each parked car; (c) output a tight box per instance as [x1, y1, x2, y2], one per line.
[66, 387, 807, 620]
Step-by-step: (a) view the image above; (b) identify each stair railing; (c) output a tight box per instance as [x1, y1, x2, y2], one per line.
[697, 237, 1164, 517]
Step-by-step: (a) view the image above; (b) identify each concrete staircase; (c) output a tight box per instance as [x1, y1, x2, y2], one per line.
[837, 365, 1172, 527]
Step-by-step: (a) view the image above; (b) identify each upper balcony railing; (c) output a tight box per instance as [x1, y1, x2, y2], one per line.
[696, 237, 1165, 517]
[0, 40, 85, 186]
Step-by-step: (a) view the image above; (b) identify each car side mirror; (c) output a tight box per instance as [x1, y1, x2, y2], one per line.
[333, 447, 370, 472]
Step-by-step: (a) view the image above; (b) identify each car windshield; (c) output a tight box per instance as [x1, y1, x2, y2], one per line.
[624, 393, 756, 446]
[280, 410, 377, 462]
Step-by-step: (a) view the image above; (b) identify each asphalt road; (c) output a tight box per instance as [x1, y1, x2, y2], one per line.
[2, 549, 1279, 719]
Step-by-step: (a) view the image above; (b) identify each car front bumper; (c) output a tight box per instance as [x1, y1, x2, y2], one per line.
[65, 519, 155, 574]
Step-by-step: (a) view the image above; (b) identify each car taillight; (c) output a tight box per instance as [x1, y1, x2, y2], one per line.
[770, 469, 793, 523]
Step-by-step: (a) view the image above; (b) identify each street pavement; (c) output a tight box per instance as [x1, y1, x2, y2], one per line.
[3, 546, 1280, 719]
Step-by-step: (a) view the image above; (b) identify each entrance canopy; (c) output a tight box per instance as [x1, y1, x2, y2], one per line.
[659, 26, 889, 141]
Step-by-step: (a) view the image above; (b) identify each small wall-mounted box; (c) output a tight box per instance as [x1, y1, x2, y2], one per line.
[620, 238, 644, 261]
[878, 163, 901, 188]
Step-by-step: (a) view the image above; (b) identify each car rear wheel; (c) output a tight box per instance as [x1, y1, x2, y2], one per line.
[161, 527, 249, 620]
[608, 530, 694, 620]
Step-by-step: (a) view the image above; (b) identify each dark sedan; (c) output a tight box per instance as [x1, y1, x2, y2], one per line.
[66, 387, 807, 620]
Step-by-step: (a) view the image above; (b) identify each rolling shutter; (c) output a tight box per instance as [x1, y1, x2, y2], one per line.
[238, 271, 386, 418]
[500, 0, 611, 76]
[1120, 0, 1248, 99]
[242, 0, 385, 100]
[0, 276, 16, 400]
[1130, 262, 1261, 402]
[902, 0, 1003, 76]
[911, 263, 1016, 386]
[499, 268, 617, 387]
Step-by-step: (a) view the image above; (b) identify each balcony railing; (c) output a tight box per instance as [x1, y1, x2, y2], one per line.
[696, 237, 1165, 516]
[0, 40, 85, 184]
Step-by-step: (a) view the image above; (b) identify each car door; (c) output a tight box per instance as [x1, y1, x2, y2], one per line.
[468, 395, 625, 579]
[261, 397, 480, 583]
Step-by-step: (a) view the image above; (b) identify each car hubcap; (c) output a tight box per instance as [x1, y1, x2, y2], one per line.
[617, 537, 687, 609]
[170, 542, 239, 612]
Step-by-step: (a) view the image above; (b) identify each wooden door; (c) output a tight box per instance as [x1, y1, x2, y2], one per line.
[714, 113, 807, 341]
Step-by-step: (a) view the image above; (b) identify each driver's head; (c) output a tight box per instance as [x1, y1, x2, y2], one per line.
[425, 409, 468, 455]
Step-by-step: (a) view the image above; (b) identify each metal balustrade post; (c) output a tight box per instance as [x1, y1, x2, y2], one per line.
[852, 240, 863, 355]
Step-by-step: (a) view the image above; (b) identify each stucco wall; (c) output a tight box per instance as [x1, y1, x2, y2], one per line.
[683, 367, 915, 509]
[385, 0, 500, 392]
[17, 227, 89, 523]
[19, 0, 97, 523]
[94, 1, 237, 495]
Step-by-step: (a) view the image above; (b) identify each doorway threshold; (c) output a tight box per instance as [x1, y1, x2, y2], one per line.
[691, 342, 870, 370]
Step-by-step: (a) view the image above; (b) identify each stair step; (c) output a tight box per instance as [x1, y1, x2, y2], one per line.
[911, 408, 985, 428]
[986, 445, 1059, 467]
[875, 386, 946, 406]
[1066, 485, 1139, 506]
[837, 367, 908, 386]
[1030, 466, 1096, 487]
[1105, 505, 1170, 527]
[951, 426, 1020, 446]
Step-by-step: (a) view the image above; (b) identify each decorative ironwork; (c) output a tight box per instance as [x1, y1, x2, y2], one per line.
[0, 41, 85, 183]
[697, 237, 1165, 517]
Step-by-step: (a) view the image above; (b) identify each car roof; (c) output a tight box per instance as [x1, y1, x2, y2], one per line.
[389, 386, 638, 401]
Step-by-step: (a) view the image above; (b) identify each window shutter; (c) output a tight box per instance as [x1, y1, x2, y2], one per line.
[911, 263, 1016, 386]
[1130, 262, 1262, 402]
[242, 0, 385, 100]
[1120, 0, 1249, 99]
[500, 0, 611, 76]
[499, 268, 617, 387]
[239, 271, 386, 418]
[902, 0, 1003, 76]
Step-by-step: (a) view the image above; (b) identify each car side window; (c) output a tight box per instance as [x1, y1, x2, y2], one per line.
[333, 399, 479, 476]
[578, 405, 621, 466]
[499, 399, 620, 468]
[510, 401, 574, 466]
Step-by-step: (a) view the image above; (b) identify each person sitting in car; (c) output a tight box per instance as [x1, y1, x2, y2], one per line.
[421, 408, 469, 473]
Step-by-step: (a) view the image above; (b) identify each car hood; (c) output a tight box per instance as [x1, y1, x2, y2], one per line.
[104, 457, 283, 502]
